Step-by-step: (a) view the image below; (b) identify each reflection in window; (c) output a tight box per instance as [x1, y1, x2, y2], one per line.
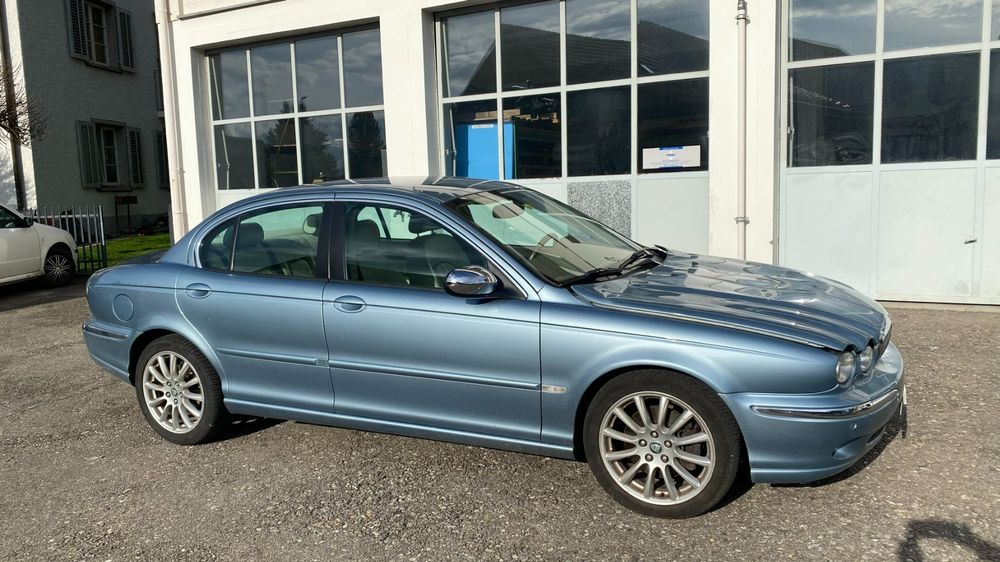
[251, 44, 293, 116]
[566, 0, 631, 84]
[343, 29, 384, 107]
[501, 2, 560, 91]
[884, 0, 982, 51]
[231, 205, 324, 278]
[988, 51, 1000, 159]
[567, 87, 630, 176]
[881, 53, 980, 164]
[295, 36, 340, 112]
[214, 123, 254, 190]
[442, 11, 496, 97]
[789, 63, 874, 167]
[300, 115, 344, 183]
[256, 119, 298, 188]
[444, 99, 500, 179]
[637, 0, 709, 74]
[347, 111, 387, 178]
[503, 94, 561, 179]
[209, 51, 249, 120]
[637, 78, 709, 172]
[789, 0, 876, 61]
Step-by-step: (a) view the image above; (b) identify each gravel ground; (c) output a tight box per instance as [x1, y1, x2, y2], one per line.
[1, 278, 999, 561]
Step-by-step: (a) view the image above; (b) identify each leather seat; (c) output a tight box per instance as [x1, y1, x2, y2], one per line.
[404, 216, 473, 288]
[348, 219, 409, 285]
[227, 222, 284, 275]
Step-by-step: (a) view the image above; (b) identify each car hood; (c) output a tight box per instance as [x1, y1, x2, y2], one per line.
[570, 252, 888, 351]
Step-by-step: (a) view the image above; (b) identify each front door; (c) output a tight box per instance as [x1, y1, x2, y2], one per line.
[0, 206, 40, 279]
[176, 202, 333, 412]
[324, 200, 541, 441]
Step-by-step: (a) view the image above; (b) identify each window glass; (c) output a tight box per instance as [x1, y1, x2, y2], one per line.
[503, 94, 561, 179]
[988, 50, 1000, 159]
[637, 78, 709, 172]
[300, 115, 345, 183]
[884, 0, 983, 51]
[500, 2, 560, 91]
[209, 51, 250, 120]
[0, 206, 20, 228]
[99, 127, 119, 184]
[251, 44, 293, 116]
[346, 111, 387, 178]
[199, 219, 236, 270]
[295, 36, 340, 112]
[637, 0, 709, 74]
[343, 29, 384, 107]
[231, 205, 324, 277]
[88, 4, 109, 64]
[344, 203, 484, 289]
[881, 53, 980, 163]
[567, 86, 630, 176]
[255, 119, 298, 188]
[566, 0, 631, 84]
[789, 0, 876, 61]
[442, 11, 497, 97]
[789, 63, 874, 167]
[214, 123, 255, 189]
[444, 99, 499, 179]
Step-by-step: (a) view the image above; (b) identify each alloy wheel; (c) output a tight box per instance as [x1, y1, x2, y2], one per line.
[141, 351, 204, 434]
[43, 253, 72, 283]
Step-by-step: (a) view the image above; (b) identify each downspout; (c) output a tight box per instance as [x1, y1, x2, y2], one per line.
[0, 1, 26, 211]
[735, 0, 750, 260]
[154, 0, 187, 241]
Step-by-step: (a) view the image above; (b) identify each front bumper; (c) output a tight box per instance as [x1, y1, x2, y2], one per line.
[721, 342, 904, 484]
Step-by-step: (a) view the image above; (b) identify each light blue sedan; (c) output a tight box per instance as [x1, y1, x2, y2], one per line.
[83, 178, 904, 518]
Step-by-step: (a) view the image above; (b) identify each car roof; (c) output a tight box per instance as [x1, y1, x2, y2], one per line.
[250, 176, 526, 204]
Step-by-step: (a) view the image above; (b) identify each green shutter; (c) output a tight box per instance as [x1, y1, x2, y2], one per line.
[118, 9, 135, 71]
[127, 127, 144, 186]
[77, 121, 100, 188]
[66, 0, 90, 60]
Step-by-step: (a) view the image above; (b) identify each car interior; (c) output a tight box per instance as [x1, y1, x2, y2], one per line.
[200, 209, 322, 278]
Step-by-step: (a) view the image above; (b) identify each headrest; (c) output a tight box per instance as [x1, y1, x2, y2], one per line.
[353, 219, 381, 244]
[407, 215, 438, 234]
[232, 222, 264, 248]
[303, 213, 321, 234]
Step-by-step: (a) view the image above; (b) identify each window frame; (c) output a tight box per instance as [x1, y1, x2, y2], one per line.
[97, 124, 121, 186]
[206, 25, 388, 191]
[435, 0, 711, 181]
[86, 1, 110, 66]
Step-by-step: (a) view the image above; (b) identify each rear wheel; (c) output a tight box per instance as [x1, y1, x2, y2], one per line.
[583, 370, 741, 518]
[41, 247, 74, 287]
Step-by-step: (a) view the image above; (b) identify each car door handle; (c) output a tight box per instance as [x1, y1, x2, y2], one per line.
[332, 295, 366, 313]
[184, 283, 212, 299]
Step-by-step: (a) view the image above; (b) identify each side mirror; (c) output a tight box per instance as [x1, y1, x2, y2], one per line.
[21, 216, 33, 227]
[445, 266, 498, 297]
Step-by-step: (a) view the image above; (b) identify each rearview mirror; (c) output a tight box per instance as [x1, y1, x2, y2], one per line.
[445, 266, 498, 297]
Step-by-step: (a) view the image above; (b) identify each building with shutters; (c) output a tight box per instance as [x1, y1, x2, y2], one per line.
[0, 0, 170, 232]
[156, 0, 1000, 305]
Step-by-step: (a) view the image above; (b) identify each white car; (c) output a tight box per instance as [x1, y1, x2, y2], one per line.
[1, 204, 77, 287]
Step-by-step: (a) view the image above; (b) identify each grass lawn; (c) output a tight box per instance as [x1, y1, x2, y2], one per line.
[105, 233, 172, 267]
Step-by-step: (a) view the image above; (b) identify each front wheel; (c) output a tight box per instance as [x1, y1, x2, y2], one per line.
[583, 371, 742, 518]
[41, 247, 74, 287]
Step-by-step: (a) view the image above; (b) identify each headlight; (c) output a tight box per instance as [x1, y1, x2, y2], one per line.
[859, 346, 874, 372]
[835, 351, 856, 384]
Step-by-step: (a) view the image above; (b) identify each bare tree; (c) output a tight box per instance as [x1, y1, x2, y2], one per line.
[0, 63, 44, 146]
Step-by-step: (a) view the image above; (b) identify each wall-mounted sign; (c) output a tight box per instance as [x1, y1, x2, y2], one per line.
[642, 145, 701, 170]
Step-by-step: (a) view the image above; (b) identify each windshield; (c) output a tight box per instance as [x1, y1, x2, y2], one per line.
[446, 189, 643, 285]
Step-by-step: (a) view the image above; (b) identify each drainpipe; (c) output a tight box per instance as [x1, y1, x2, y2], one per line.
[735, 0, 750, 260]
[0, 1, 26, 211]
[154, 0, 187, 241]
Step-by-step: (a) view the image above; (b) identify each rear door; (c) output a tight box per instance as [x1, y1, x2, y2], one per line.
[176, 202, 334, 413]
[0, 206, 40, 279]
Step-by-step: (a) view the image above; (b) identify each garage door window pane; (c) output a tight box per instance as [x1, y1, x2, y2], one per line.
[444, 99, 499, 179]
[638, 78, 708, 172]
[566, 0, 631, 84]
[789, 0, 876, 61]
[881, 53, 979, 164]
[255, 119, 298, 188]
[442, 11, 496, 97]
[790, 62, 874, 167]
[884, 0, 983, 51]
[343, 29, 384, 107]
[347, 111, 387, 178]
[214, 123, 254, 189]
[251, 44, 293, 116]
[300, 115, 344, 183]
[988, 51, 1000, 159]
[209, 51, 250, 120]
[503, 94, 561, 179]
[637, 0, 709, 75]
[567, 86, 630, 176]
[501, 2, 560, 91]
[295, 36, 340, 112]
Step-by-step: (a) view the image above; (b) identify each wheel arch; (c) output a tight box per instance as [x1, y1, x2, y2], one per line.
[128, 327, 225, 389]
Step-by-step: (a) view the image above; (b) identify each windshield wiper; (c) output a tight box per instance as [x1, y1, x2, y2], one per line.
[557, 266, 627, 287]
[559, 247, 666, 287]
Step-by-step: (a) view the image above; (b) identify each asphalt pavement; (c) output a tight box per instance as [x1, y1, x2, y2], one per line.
[1, 278, 998, 561]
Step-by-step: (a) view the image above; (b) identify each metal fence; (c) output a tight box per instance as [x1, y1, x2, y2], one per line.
[25, 206, 107, 273]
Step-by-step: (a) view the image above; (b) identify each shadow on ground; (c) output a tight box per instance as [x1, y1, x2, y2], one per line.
[0, 276, 87, 313]
[897, 519, 1000, 561]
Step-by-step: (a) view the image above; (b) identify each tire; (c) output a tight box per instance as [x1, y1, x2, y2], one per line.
[41, 246, 74, 287]
[583, 370, 741, 518]
[134, 335, 228, 445]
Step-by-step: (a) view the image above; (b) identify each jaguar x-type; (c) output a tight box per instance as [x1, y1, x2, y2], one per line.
[83, 177, 903, 518]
